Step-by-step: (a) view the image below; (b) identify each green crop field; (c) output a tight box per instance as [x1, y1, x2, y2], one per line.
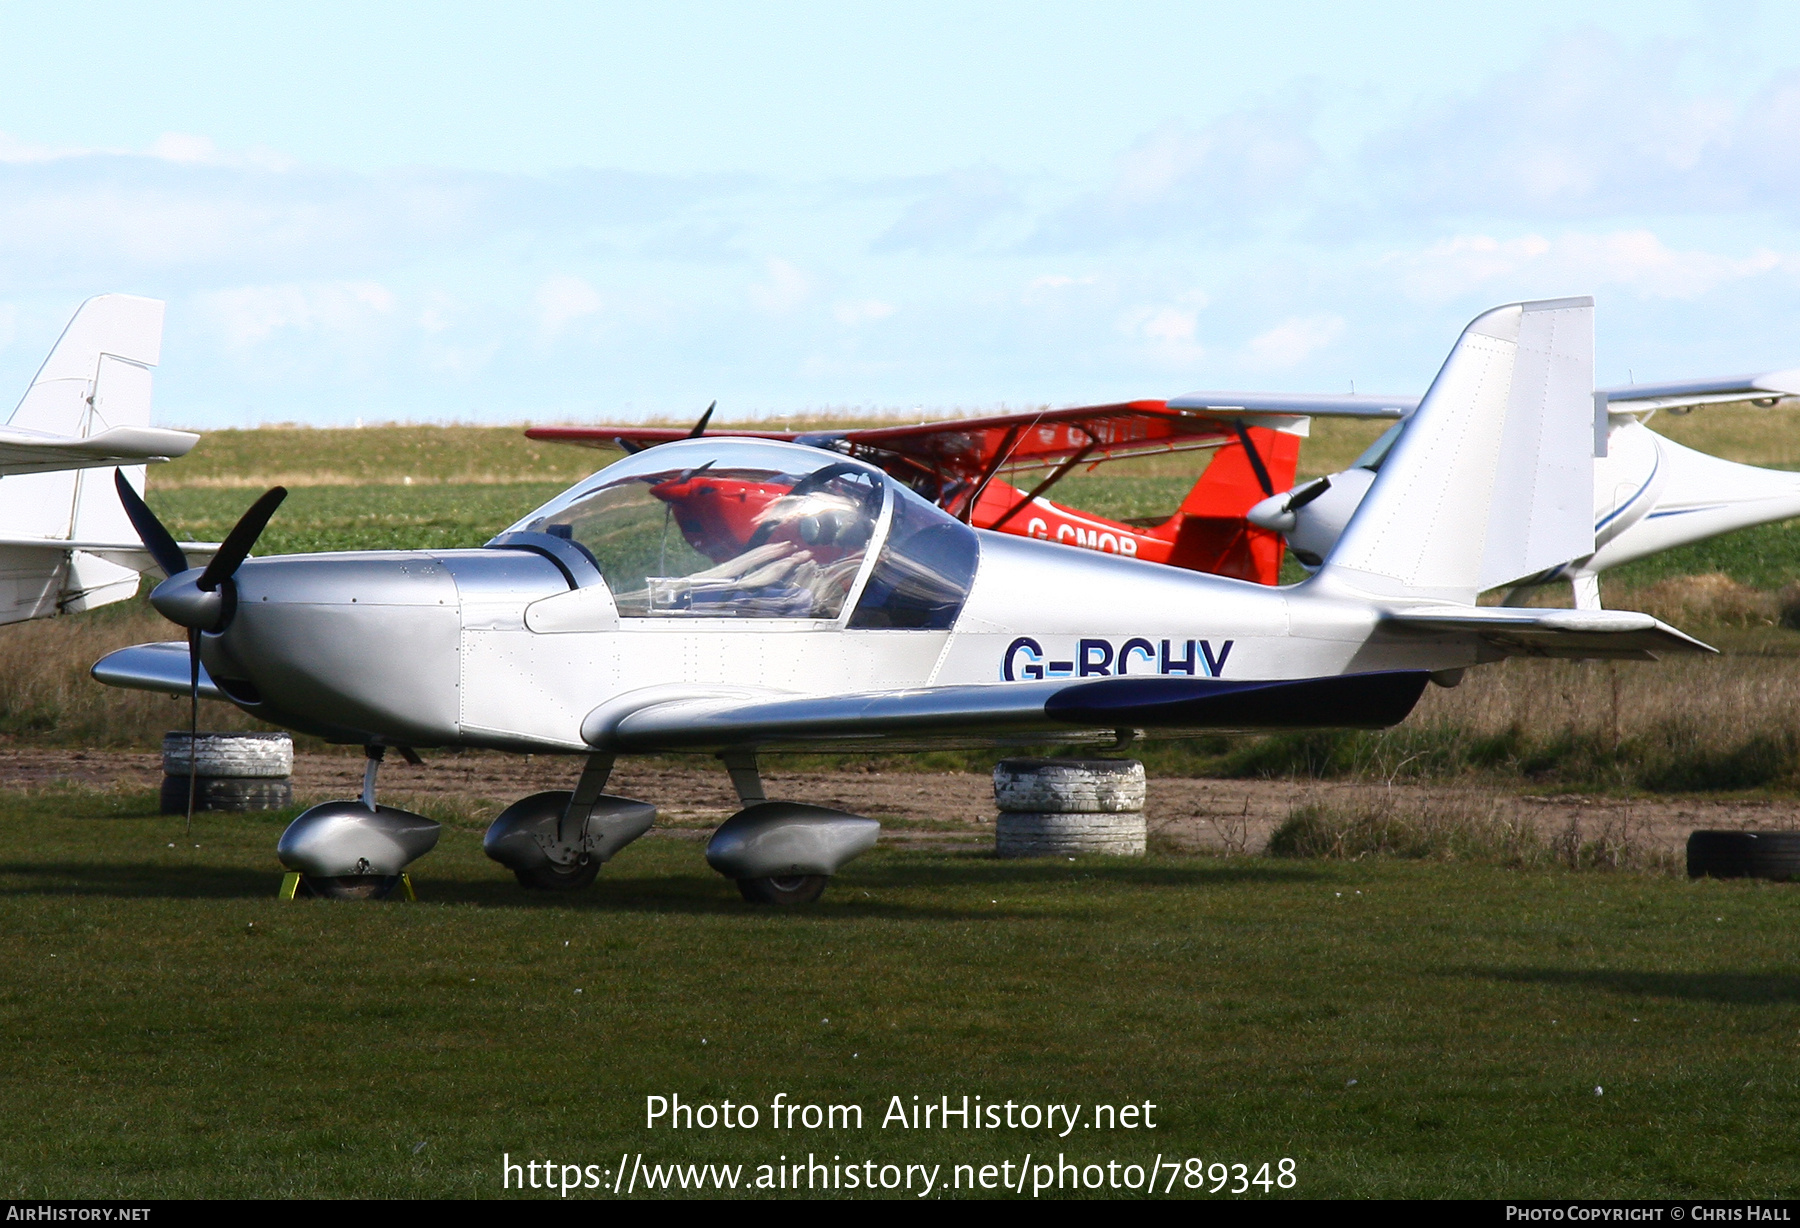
[2, 786, 1798, 1199]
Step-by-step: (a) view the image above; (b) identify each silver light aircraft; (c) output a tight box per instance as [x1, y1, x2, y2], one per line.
[95, 297, 1711, 904]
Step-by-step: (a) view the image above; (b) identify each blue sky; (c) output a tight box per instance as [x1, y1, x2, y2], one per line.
[0, 2, 1796, 426]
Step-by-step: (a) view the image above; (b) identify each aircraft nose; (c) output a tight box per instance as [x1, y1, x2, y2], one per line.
[208, 552, 466, 745]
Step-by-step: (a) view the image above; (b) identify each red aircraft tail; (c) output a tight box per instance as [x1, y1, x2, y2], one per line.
[1160, 426, 1298, 582]
[963, 426, 1299, 584]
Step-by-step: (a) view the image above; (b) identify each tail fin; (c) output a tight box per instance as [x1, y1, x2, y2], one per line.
[8, 294, 164, 436]
[1318, 297, 1595, 604]
[0, 296, 167, 622]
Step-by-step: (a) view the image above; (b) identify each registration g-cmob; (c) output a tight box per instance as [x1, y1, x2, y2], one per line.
[96, 297, 1711, 904]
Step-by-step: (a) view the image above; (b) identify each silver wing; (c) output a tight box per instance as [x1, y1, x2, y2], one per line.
[580, 671, 1434, 753]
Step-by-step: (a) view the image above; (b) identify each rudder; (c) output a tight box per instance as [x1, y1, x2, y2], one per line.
[1318, 297, 1595, 604]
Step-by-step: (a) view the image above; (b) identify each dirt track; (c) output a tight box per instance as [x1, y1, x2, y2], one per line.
[8, 748, 1800, 855]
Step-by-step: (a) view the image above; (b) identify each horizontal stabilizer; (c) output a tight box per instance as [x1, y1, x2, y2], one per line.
[583, 671, 1431, 752]
[1381, 606, 1714, 660]
[91, 642, 223, 700]
[0, 424, 199, 477]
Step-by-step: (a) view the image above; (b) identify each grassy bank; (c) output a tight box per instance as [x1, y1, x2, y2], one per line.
[2, 785, 1798, 1198]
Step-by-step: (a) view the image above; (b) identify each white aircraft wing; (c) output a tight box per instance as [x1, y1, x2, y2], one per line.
[1165, 390, 1413, 433]
[1380, 606, 1714, 660]
[1600, 369, 1800, 415]
[576, 672, 1435, 752]
[0, 535, 220, 574]
[0, 424, 200, 476]
[1169, 369, 1800, 430]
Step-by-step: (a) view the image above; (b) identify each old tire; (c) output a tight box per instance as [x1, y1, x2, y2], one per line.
[300, 874, 401, 901]
[996, 811, 1147, 857]
[993, 758, 1146, 813]
[1687, 831, 1800, 881]
[162, 732, 293, 778]
[513, 857, 601, 892]
[160, 775, 295, 814]
[737, 874, 828, 905]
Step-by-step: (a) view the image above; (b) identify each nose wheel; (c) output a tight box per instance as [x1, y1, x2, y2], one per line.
[737, 874, 828, 906]
[297, 874, 406, 901]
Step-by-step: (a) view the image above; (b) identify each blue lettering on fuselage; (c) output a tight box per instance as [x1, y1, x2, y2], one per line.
[1003, 636, 1234, 681]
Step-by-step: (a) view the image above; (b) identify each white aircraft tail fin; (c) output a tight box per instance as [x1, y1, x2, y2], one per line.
[1317, 297, 1596, 605]
[7, 294, 164, 436]
[0, 295, 167, 624]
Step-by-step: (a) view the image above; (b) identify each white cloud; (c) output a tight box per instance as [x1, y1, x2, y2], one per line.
[1390, 230, 1792, 301]
[1036, 107, 1320, 247]
[202, 280, 396, 347]
[0, 132, 83, 164]
[148, 133, 220, 165]
[1118, 294, 1210, 365]
[1244, 315, 1344, 369]
[874, 164, 1020, 252]
[1023, 274, 1098, 301]
[1365, 31, 1800, 219]
[535, 274, 603, 335]
[749, 258, 812, 314]
[832, 299, 895, 325]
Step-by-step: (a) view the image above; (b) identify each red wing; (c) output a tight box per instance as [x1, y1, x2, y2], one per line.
[529, 402, 1237, 485]
[527, 426, 803, 449]
[822, 401, 1243, 483]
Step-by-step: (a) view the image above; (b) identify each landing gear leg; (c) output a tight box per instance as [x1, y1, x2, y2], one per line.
[720, 750, 764, 803]
[360, 744, 383, 810]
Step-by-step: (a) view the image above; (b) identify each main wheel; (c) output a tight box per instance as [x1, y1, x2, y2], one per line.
[513, 856, 601, 892]
[301, 874, 400, 901]
[737, 874, 828, 905]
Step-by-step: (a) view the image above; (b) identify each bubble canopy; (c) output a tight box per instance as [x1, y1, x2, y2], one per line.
[500, 438, 979, 625]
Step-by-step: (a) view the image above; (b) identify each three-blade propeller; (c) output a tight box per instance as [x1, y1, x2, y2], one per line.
[113, 470, 287, 831]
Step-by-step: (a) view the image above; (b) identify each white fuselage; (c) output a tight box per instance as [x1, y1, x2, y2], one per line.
[206, 534, 1471, 755]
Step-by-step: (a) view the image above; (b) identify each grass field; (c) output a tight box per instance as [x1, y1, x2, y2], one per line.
[3, 785, 1798, 1199]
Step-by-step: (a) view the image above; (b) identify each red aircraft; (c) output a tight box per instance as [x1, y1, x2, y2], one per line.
[526, 395, 1404, 585]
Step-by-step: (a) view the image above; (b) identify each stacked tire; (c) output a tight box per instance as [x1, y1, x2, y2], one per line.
[161, 732, 295, 814]
[1687, 830, 1800, 881]
[993, 758, 1147, 857]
